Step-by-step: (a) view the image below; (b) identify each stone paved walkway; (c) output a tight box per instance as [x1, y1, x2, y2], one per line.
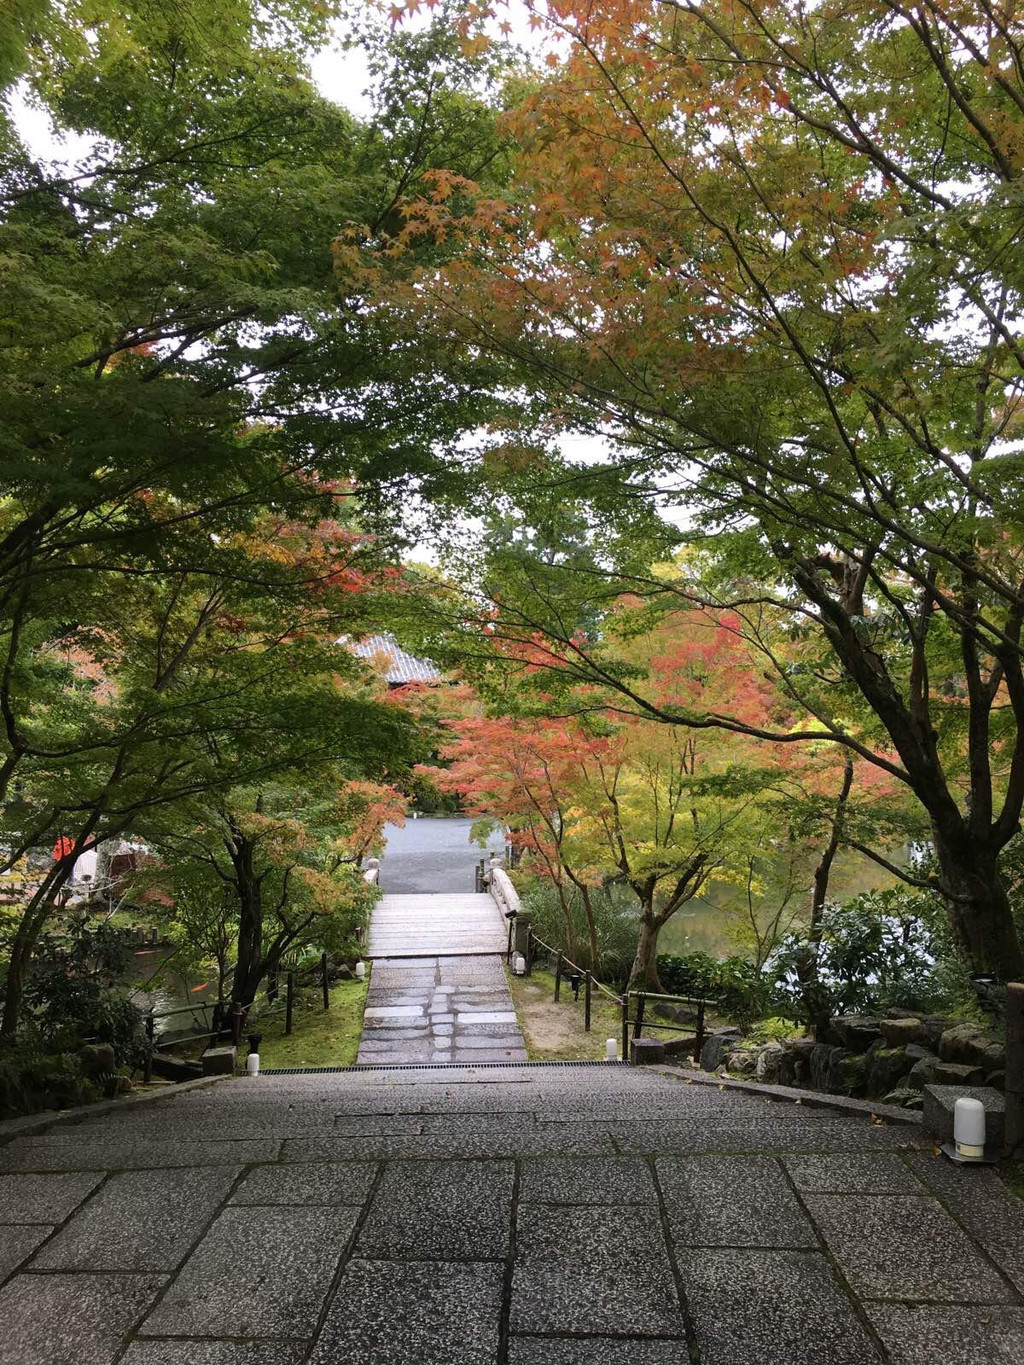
[358, 954, 527, 1064]
[1, 1064, 1023, 1363]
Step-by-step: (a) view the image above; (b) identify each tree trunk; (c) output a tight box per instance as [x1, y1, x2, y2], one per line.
[628, 908, 663, 992]
[933, 832, 1024, 981]
[230, 839, 264, 1008]
[580, 886, 599, 973]
[798, 757, 853, 1038]
[0, 865, 71, 1037]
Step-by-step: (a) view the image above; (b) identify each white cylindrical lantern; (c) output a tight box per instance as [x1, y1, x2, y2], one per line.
[512, 953, 526, 975]
[606, 1037, 618, 1061]
[246, 1052, 260, 1077]
[953, 1096, 986, 1159]
[355, 961, 366, 980]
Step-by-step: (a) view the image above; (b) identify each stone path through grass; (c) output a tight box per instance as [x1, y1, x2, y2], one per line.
[358, 955, 527, 1064]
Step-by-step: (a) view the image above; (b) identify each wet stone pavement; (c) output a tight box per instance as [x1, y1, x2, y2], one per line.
[0, 1064, 1022, 1364]
[358, 955, 528, 1064]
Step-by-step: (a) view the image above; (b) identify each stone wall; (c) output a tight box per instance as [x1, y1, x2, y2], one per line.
[699, 1012, 1006, 1105]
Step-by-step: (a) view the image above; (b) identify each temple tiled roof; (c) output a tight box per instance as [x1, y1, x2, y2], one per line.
[347, 632, 442, 685]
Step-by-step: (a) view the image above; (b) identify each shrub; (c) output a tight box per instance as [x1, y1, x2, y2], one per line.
[12, 918, 148, 1068]
[0, 1036, 101, 1120]
[768, 886, 963, 1023]
[656, 952, 774, 1028]
[519, 879, 639, 985]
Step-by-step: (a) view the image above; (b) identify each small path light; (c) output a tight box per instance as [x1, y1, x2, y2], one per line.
[569, 971, 582, 1001]
[606, 1037, 618, 1061]
[355, 961, 366, 980]
[954, 1097, 986, 1159]
[941, 1096, 996, 1164]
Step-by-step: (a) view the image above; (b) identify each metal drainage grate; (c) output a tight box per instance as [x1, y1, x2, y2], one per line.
[260, 1060, 630, 1075]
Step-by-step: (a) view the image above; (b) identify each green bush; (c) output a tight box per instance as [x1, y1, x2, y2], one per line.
[519, 879, 639, 985]
[0, 1036, 101, 1120]
[656, 951, 773, 1027]
[6, 919, 149, 1069]
[769, 886, 966, 1023]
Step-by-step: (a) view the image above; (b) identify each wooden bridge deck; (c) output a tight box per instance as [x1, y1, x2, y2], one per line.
[365, 892, 507, 959]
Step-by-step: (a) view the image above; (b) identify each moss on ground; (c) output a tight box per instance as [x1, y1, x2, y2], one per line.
[255, 975, 369, 1069]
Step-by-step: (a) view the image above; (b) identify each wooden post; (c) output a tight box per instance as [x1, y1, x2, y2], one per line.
[285, 970, 295, 1036]
[621, 995, 629, 1065]
[321, 952, 330, 1010]
[694, 999, 706, 1064]
[633, 991, 646, 1040]
[584, 972, 592, 1032]
[554, 951, 563, 1002]
[1006, 982, 1024, 1158]
[231, 1002, 243, 1047]
[143, 1010, 155, 1084]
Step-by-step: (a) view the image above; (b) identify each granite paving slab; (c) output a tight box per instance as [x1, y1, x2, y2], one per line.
[0, 1171, 103, 1223]
[865, 1304, 1024, 1364]
[681, 1247, 880, 1363]
[904, 1152, 1024, 1253]
[357, 1158, 513, 1258]
[123, 1346, 308, 1365]
[603, 1118, 911, 1154]
[509, 1341, 685, 1365]
[140, 1205, 357, 1338]
[0, 1139, 279, 1172]
[511, 1204, 683, 1335]
[32, 1165, 241, 1271]
[0, 1062, 1020, 1361]
[519, 1156, 658, 1205]
[783, 1153, 925, 1194]
[657, 1155, 817, 1247]
[0, 1223, 52, 1280]
[802, 1193, 1016, 1302]
[309, 1258, 503, 1365]
[230, 1160, 377, 1206]
[0, 1271, 165, 1365]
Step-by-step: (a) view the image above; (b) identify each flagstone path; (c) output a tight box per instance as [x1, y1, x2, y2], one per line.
[358, 891, 527, 1064]
[2, 1063, 1023, 1364]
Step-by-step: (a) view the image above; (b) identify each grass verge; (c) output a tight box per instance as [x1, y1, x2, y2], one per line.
[255, 975, 369, 1069]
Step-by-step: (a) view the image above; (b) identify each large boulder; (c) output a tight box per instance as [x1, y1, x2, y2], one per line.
[907, 1054, 941, 1090]
[724, 1048, 757, 1076]
[755, 1040, 787, 1083]
[831, 1015, 884, 1052]
[78, 1043, 116, 1079]
[810, 1043, 840, 1091]
[933, 1060, 985, 1086]
[938, 1022, 986, 1063]
[905, 1042, 934, 1063]
[922, 1015, 961, 1048]
[826, 1049, 868, 1096]
[700, 1028, 742, 1072]
[866, 1046, 914, 1097]
[880, 1017, 926, 1046]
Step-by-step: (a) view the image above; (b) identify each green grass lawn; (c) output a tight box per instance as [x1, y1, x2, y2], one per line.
[255, 976, 369, 1069]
